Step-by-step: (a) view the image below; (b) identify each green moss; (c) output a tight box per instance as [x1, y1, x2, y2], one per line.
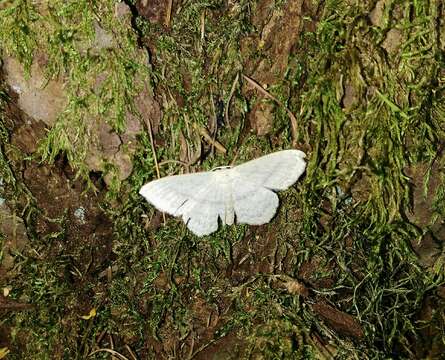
[0, 0, 39, 74]
[0, 90, 15, 188]
[1, 0, 150, 185]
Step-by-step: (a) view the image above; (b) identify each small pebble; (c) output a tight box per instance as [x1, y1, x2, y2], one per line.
[74, 207, 86, 224]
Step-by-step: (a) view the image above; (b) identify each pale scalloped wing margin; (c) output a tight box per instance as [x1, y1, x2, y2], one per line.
[231, 174, 279, 225]
[232, 150, 306, 190]
[139, 171, 233, 236]
[139, 172, 216, 216]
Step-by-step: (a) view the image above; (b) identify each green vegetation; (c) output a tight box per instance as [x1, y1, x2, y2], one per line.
[1, 0, 444, 359]
[0, 0, 149, 184]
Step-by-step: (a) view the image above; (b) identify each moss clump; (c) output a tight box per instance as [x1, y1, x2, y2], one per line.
[1, 0, 151, 184]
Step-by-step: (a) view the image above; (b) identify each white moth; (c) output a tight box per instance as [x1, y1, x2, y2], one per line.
[139, 150, 306, 236]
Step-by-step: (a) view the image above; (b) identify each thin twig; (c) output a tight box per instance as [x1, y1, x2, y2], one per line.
[193, 124, 227, 154]
[242, 74, 298, 145]
[224, 73, 239, 129]
[229, 148, 240, 166]
[188, 337, 195, 359]
[146, 115, 160, 179]
[182, 115, 201, 167]
[210, 92, 217, 156]
[146, 106, 166, 224]
[96, 330, 106, 346]
[165, 0, 173, 27]
[183, 113, 192, 140]
[109, 334, 118, 360]
[158, 159, 191, 167]
[88, 348, 130, 360]
[124, 344, 138, 360]
[200, 10, 205, 42]
[187, 338, 219, 360]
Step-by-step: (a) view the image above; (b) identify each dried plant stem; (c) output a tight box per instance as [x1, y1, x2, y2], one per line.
[242, 74, 298, 145]
[224, 73, 240, 129]
[146, 114, 166, 223]
[194, 124, 227, 154]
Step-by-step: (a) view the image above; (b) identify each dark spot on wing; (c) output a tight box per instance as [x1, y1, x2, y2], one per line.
[174, 199, 189, 214]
